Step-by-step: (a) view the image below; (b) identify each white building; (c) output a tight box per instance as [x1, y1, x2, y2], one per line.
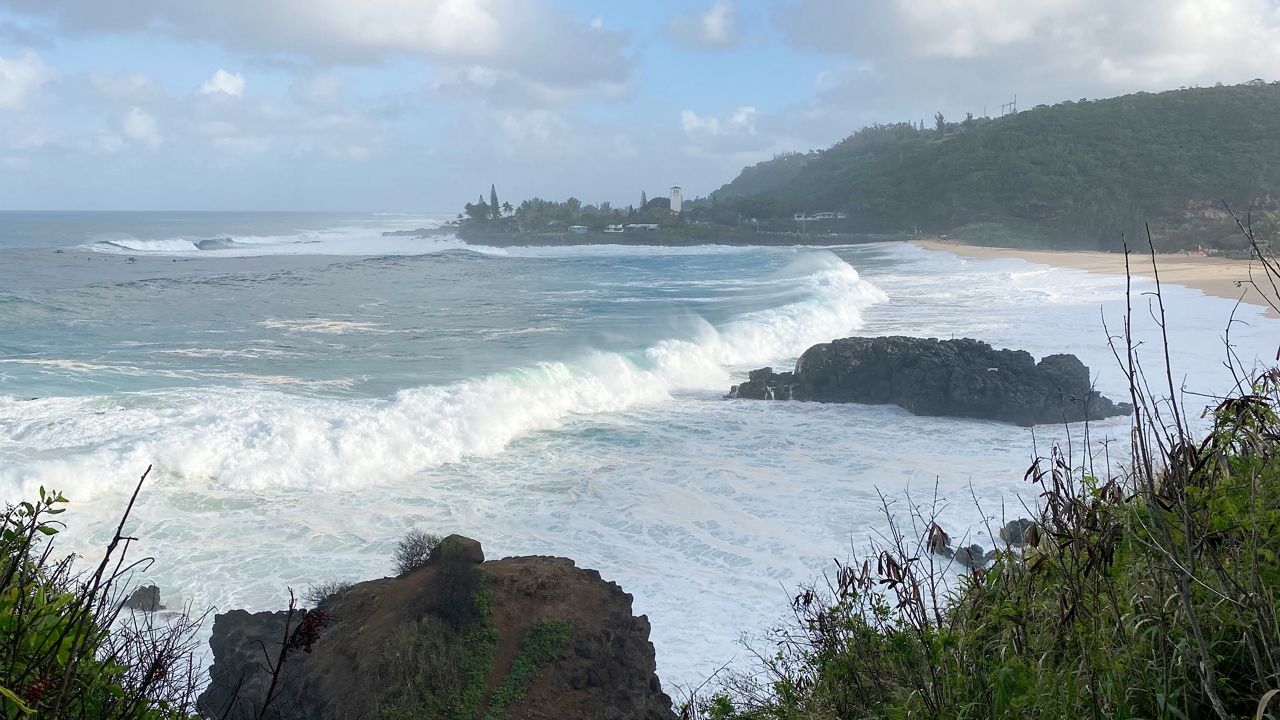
[670, 186, 682, 214]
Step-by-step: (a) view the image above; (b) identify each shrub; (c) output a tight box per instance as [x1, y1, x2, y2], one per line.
[303, 580, 353, 608]
[392, 529, 442, 576]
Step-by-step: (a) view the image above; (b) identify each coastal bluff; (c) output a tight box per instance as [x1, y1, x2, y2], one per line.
[197, 536, 677, 720]
[729, 336, 1132, 426]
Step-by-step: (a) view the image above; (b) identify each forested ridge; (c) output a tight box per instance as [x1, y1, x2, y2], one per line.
[710, 81, 1280, 249]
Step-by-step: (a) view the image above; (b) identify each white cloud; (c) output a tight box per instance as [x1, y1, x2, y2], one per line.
[122, 106, 161, 148]
[93, 133, 125, 153]
[496, 108, 568, 147]
[213, 135, 270, 155]
[0, 49, 52, 110]
[776, 0, 1280, 85]
[667, 1, 740, 49]
[679, 105, 773, 160]
[431, 63, 628, 108]
[291, 72, 344, 107]
[199, 69, 245, 97]
[701, 1, 735, 45]
[766, 0, 1280, 151]
[1, 0, 633, 90]
[682, 105, 757, 136]
[88, 72, 154, 100]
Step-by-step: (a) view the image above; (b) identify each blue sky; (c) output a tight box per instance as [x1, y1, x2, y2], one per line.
[1, 0, 1277, 211]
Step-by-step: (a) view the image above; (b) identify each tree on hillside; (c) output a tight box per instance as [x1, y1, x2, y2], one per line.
[490, 185, 500, 221]
[501, 201, 513, 218]
[934, 112, 946, 133]
[641, 191, 648, 207]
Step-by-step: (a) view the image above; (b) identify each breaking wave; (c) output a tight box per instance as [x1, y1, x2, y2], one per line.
[0, 252, 886, 495]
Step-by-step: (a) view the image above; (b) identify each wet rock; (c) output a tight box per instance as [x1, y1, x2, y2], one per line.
[999, 518, 1039, 547]
[951, 544, 990, 569]
[927, 526, 992, 569]
[729, 336, 1132, 426]
[123, 584, 162, 612]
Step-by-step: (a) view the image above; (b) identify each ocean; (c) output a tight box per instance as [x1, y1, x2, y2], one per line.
[1, 211, 1276, 686]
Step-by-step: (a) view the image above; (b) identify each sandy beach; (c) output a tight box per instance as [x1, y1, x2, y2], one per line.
[915, 239, 1280, 318]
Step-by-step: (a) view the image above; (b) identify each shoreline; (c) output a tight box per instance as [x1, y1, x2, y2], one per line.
[409, 227, 910, 248]
[914, 239, 1280, 318]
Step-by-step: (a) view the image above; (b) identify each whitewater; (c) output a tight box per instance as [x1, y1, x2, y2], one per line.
[1, 211, 1277, 686]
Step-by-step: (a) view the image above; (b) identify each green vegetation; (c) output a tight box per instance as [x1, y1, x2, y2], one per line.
[0, 474, 202, 720]
[377, 560, 572, 720]
[483, 620, 571, 720]
[711, 81, 1280, 249]
[686, 241, 1280, 720]
[378, 584, 498, 720]
[458, 192, 683, 237]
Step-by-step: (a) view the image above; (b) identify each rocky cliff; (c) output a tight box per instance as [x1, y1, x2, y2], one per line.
[197, 535, 677, 720]
[729, 336, 1131, 426]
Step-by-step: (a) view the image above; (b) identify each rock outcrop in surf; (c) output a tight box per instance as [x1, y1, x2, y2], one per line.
[728, 336, 1132, 426]
[197, 536, 677, 720]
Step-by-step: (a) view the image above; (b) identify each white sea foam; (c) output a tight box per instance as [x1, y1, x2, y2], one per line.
[0, 253, 885, 497]
[259, 318, 389, 334]
[153, 347, 304, 359]
[78, 227, 787, 260]
[6, 239, 1280, 691]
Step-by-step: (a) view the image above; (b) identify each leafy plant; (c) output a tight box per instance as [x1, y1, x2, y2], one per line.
[0, 469, 204, 720]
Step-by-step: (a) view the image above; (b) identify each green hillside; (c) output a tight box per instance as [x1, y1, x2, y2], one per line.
[709, 81, 1280, 250]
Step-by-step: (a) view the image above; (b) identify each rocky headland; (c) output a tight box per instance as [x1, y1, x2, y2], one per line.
[729, 336, 1132, 426]
[197, 535, 676, 720]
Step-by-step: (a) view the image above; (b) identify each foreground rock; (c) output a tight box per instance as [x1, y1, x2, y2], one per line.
[729, 336, 1132, 426]
[197, 536, 676, 720]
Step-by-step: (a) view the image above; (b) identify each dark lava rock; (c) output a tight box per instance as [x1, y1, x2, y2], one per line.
[932, 537, 993, 570]
[999, 518, 1039, 547]
[728, 336, 1132, 426]
[197, 537, 676, 720]
[123, 584, 162, 612]
[951, 544, 992, 569]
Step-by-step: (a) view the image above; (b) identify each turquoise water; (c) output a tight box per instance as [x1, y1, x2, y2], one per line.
[1, 211, 1277, 685]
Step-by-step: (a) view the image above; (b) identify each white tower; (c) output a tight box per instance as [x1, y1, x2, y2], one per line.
[670, 186, 682, 214]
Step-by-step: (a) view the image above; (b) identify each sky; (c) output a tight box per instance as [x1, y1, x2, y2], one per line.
[1, 0, 1279, 211]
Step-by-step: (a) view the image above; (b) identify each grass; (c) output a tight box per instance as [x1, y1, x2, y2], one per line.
[483, 620, 571, 720]
[377, 577, 497, 720]
[377, 565, 571, 720]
